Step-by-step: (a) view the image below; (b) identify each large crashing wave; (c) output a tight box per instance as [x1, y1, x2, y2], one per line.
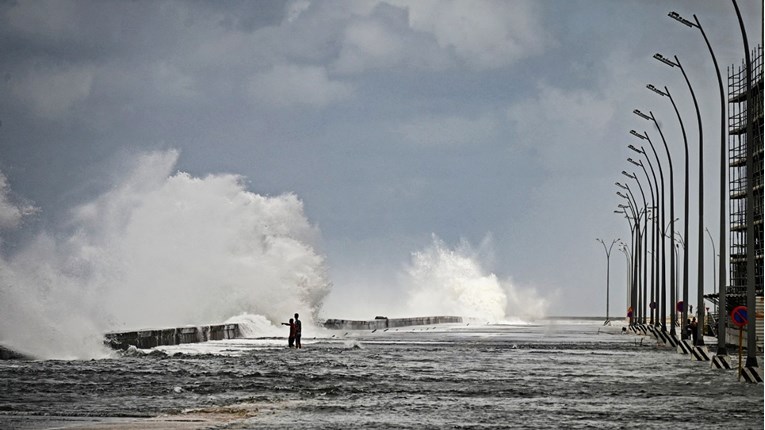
[0, 150, 331, 359]
[405, 235, 548, 321]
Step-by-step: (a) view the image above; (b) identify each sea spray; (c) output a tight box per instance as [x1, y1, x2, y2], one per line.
[404, 235, 549, 321]
[0, 150, 331, 359]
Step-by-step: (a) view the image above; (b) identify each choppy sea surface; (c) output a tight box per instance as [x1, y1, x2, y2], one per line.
[1, 319, 763, 429]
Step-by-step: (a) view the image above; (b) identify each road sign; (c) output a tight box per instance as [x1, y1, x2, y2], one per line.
[676, 301, 684, 312]
[731, 306, 748, 328]
[650, 301, 657, 309]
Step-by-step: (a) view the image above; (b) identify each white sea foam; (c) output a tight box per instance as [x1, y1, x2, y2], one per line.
[404, 235, 549, 322]
[0, 150, 331, 359]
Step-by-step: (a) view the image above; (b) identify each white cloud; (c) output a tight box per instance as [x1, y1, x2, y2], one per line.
[246, 64, 354, 108]
[388, 0, 548, 70]
[396, 113, 499, 147]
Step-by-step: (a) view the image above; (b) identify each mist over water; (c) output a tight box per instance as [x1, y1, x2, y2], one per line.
[0, 150, 332, 359]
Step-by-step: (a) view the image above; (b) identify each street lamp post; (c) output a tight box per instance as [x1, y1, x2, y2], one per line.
[647, 83, 691, 340]
[627, 156, 658, 325]
[617, 188, 642, 325]
[654, 52, 705, 345]
[669, 7, 728, 355]
[630, 144, 662, 327]
[635, 110, 677, 336]
[627, 158, 655, 325]
[623, 172, 649, 325]
[597, 238, 619, 326]
[631, 130, 667, 332]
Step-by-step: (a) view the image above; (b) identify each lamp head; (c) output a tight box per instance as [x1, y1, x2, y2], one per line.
[621, 170, 636, 179]
[627, 144, 644, 154]
[654, 53, 678, 68]
[629, 130, 647, 140]
[646, 84, 668, 97]
[615, 182, 628, 190]
[668, 11, 695, 27]
[627, 158, 642, 167]
[633, 109, 651, 121]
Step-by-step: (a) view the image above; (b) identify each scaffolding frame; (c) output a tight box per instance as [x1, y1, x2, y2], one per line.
[727, 45, 764, 312]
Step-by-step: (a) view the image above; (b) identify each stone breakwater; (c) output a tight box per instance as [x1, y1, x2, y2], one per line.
[104, 324, 240, 350]
[323, 316, 463, 330]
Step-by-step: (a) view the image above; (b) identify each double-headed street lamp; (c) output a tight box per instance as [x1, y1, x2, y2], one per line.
[669, 8, 728, 353]
[597, 238, 620, 326]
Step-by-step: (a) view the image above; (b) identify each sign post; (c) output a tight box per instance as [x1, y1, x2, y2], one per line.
[730, 306, 748, 380]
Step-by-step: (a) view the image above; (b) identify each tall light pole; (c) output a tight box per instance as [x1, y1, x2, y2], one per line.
[617, 187, 642, 325]
[597, 238, 619, 326]
[635, 109, 677, 336]
[627, 159, 654, 325]
[647, 83, 691, 340]
[631, 130, 667, 332]
[622, 172, 648, 325]
[627, 155, 658, 326]
[669, 7, 728, 355]
[630, 144, 662, 327]
[654, 52, 705, 345]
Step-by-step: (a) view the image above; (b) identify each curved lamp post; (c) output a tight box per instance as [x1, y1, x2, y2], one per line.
[630, 130, 667, 332]
[627, 161, 653, 325]
[653, 52, 705, 345]
[647, 83, 691, 339]
[635, 109, 677, 336]
[622, 173, 648, 325]
[669, 8, 728, 354]
[628, 157, 658, 325]
[617, 188, 642, 325]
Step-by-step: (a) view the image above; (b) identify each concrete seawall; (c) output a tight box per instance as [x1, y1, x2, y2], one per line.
[323, 316, 463, 330]
[104, 324, 240, 350]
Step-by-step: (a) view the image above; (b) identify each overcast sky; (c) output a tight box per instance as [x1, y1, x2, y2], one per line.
[0, 0, 762, 319]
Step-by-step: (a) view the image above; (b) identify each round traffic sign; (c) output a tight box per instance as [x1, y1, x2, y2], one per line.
[731, 306, 748, 328]
[650, 301, 657, 310]
[676, 301, 684, 312]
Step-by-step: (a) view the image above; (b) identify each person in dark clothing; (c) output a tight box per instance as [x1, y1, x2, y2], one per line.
[294, 313, 302, 349]
[690, 317, 698, 345]
[281, 318, 296, 348]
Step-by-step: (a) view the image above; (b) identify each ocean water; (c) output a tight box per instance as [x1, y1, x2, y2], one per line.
[0, 319, 762, 429]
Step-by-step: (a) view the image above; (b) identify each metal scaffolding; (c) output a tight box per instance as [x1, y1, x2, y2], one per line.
[727, 45, 763, 312]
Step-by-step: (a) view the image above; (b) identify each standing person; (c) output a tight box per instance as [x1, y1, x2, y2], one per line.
[294, 313, 302, 349]
[281, 318, 296, 348]
[689, 317, 698, 345]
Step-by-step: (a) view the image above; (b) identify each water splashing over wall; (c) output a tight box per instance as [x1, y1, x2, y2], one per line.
[0, 150, 331, 359]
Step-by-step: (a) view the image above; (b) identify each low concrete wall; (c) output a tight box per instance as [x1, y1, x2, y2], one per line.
[323, 316, 463, 330]
[104, 324, 239, 350]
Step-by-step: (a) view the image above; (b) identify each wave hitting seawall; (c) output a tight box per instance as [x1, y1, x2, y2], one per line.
[323, 316, 463, 330]
[104, 324, 240, 350]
